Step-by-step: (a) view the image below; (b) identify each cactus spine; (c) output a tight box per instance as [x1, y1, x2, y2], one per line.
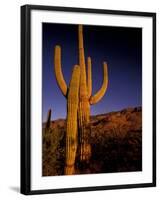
[54, 24, 108, 174]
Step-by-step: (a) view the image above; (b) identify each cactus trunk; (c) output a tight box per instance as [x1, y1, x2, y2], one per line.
[78, 25, 91, 163]
[78, 103, 91, 162]
[65, 65, 80, 175]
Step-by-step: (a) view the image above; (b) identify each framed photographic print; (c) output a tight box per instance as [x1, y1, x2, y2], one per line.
[21, 4, 156, 195]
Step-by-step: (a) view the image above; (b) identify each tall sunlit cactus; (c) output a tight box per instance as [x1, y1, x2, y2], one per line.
[65, 65, 80, 175]
[54, 24, 108, 174]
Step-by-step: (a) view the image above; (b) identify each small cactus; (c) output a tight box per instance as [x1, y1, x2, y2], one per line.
[45, 109, 51, 132]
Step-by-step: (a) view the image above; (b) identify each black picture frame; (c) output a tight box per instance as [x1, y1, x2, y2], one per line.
[21, 4, 156, 195]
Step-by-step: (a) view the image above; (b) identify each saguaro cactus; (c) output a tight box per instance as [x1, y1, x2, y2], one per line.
[77, 25, 108, 162]
[54, 24, 108, 174]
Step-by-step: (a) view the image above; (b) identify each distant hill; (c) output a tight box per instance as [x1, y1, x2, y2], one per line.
[44, 106, 141, 130]
[43, 106, 142, 176]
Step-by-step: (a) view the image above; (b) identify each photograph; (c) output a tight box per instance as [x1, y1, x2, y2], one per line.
[21, 5, 156, 194]
[42, 23, 142, 176]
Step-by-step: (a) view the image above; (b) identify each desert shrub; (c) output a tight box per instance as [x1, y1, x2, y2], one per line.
[42, 126, 65, 176]
[90, 127, 142, 173]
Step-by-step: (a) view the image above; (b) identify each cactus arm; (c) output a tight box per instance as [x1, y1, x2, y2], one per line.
[87, 57, 92, 98]
[65, 65, 80, 175]
[90, 62, 108, 105]
[54, 45, 68, 97]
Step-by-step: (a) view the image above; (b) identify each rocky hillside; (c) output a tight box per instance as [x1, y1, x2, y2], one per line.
[43, 106, 142, 176]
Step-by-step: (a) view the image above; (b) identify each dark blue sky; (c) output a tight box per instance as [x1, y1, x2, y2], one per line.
[42, 23, 142, 122]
